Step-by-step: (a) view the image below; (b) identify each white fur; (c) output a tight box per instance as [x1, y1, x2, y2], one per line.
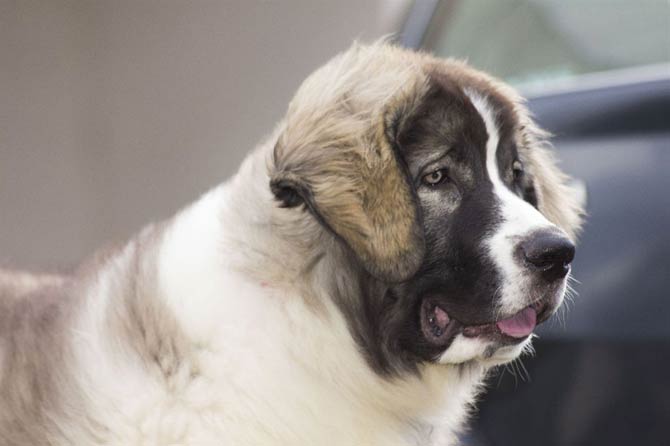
[438, 333, 531, 367]
[439, 336, 490, 364]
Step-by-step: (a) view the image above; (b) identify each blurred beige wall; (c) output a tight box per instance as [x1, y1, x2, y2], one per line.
[0, 0, 412, 270]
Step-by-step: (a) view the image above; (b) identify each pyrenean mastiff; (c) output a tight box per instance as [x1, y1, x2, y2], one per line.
[0, 42, 583, 445]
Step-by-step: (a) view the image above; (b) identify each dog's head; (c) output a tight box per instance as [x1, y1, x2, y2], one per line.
[270, 43, 584, 372]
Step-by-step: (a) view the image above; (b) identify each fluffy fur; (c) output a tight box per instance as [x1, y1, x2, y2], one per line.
[0, 42, 583, 445]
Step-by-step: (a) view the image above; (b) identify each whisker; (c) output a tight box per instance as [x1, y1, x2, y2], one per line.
[510, 361, 521, 387]
[495, 365, 507, 388]
[567, 274, 582, 285]
[517, 357, 531, 382]
[523, 337, 537, 357]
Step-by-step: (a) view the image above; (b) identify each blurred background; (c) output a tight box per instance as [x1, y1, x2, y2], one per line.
[2, 1, 669, 445]
[0, 0, 413, 270]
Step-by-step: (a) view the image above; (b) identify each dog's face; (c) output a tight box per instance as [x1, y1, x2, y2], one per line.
[271, 44, 583, 373]
[389, 75, 575, 366]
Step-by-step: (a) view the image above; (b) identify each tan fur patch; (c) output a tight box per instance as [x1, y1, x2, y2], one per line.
[271, 43, 430, 281]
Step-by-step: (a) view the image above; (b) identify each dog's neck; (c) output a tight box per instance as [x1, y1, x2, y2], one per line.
[203, 144, 485, 437]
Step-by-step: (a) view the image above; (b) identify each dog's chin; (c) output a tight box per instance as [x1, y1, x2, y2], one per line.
[483, 337, 535, 365]
[423, 289, 565, 367]
[434, 332, 533, 367]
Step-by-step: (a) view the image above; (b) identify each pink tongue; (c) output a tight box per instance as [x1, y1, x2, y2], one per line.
[496, 306, 537, 338]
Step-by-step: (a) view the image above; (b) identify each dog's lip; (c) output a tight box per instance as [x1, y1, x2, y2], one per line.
[421, 297, 553, 345]
[463, 302, 543, 340]
[420, 299, 462, 345]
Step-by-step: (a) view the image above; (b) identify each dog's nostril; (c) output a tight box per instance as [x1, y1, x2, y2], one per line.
[520, 232, 575, 281]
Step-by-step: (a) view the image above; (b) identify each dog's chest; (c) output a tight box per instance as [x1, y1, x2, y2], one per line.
[97, 354, 437, 446]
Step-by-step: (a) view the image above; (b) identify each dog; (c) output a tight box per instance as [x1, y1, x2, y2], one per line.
[0, 42, 584, 445]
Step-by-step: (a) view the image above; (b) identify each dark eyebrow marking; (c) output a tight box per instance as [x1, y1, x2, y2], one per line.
[420, 145, 456, 167]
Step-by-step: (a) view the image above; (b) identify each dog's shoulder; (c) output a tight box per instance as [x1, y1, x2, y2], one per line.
[0, 224, 200, 445]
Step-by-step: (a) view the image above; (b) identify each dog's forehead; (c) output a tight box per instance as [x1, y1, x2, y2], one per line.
[425, 63, 520, 129]
[397, 67, 521, 173]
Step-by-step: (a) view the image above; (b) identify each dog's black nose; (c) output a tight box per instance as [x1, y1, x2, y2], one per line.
[520, 231, 575, 281]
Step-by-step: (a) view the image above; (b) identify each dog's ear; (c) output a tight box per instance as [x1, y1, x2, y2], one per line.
[270, 97, 425, 283]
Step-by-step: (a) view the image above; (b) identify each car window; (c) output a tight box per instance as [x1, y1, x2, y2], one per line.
[421, 0, 670, 91]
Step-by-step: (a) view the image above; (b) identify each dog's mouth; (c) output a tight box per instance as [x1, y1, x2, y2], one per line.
[420, 298, 553, 346]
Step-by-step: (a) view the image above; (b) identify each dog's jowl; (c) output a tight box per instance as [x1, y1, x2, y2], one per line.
[0, 42, 584, 446]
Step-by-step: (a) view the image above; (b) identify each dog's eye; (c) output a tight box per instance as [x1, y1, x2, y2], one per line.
[512, 160, 524, 181]
[422, 168, 449, 186]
